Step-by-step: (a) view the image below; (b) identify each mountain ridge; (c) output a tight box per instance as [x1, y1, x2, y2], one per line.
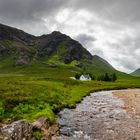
[0, 23, 122, 76]
[131, 68, 140, 76]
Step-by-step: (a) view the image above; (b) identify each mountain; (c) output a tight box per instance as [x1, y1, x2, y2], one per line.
[0, 23, 120, 76]
[92, 55, 113, 68]
[131, 68, 140, 76]
[0, 24, 91, 64]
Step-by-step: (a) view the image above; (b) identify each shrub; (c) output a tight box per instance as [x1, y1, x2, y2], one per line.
[89, 74, 96, 80]
[97, 73, 117, 82]
[33, 129, 42, 140]
[111, 73, 117, 82]
[104, 73, 111, 81]
[75, 73, 80, 79]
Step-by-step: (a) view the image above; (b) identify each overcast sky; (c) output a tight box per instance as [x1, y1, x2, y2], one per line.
[0, 0, 140, 73]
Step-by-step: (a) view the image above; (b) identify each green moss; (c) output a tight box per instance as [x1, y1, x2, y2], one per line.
[33, 129, 43, 140]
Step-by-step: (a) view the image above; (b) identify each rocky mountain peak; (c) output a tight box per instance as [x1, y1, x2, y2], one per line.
[0, 23, 114, 71]
[0, 23, 35, 44]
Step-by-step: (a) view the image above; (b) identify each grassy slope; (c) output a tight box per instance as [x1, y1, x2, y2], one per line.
[131, 68, 140, 76]
[0, 40, 139, 123]
[0, 26, 139, 124]
[0, 61, 140, 124]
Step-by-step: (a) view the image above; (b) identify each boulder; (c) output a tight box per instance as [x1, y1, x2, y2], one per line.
[0, 120, 34, 140]
[32, 118, 60, 140]
[0, 118, 60, 140]
[32, 117, 50, 130]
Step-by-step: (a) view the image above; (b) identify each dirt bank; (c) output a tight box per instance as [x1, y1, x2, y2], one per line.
[114, 89, 140, 116]
[114, 89, 140, 132]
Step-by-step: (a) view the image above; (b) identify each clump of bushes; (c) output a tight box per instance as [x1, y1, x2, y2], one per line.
[75, 72, 117, 82]
[97, 73, 117, 82]
[75, 73, 81, 80]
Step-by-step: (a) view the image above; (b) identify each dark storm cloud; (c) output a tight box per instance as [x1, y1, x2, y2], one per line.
[0, 0, 140, 73]
[1, 0, 140, 28]
[1, 0, 140, 26]
[0, 0, 67, 22]
[71, 0, 140, 23]
[0, 0, 69, 35]
[75, 34, 96, 46]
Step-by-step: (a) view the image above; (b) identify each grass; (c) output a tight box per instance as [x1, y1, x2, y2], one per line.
[131, 68, 140, 77]
[33, 129, 43, 140]
[0, 60, 140, 124]
[1, 26, 139, 127]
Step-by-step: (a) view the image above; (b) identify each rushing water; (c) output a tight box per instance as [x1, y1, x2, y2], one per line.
[53, 90, 140, 140]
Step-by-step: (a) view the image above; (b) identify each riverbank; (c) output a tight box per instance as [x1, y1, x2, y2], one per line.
[1, 89, 140, 140]
[1, 74, 140, 124]
[54, 89, 140, 140]
[114, 89, 140, 134]
[1, 72, 140, 139]
[114, 89, 140, 115]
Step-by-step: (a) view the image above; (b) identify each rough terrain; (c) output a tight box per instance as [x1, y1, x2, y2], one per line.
[53, 89, 140, 140]
[1, 89, 140, 140]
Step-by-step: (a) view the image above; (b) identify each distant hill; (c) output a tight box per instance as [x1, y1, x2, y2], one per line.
[131, 68, 140, 76]
[0, 23, 127, 76]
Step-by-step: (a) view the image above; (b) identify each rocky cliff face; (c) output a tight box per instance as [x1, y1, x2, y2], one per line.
[0, 24, 92, 65]
[0, 23, 35, 44]
[36, 31, 92, 63]
[0, 23, 116, 74]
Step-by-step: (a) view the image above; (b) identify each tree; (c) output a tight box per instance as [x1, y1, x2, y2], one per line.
[75, 73, 80, 79]
[97, 73, 117, 82]
[89, 73, 95, 80]
[111, 73, 117, 82]
[97, 74, 105, 81]
[104, 73, 111, 81]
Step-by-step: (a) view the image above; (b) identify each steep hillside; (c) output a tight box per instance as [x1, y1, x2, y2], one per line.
[1, 23, 140, 136]
[131, 68, 140, 76]
[0, 23, 124, 76]
[0, 24, 92, 65]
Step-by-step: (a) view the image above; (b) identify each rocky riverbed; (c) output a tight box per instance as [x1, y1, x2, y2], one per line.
[53, 89, 140, 140]
[1, 89, 140, 140]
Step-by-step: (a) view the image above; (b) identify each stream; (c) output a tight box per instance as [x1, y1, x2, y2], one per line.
[53, 90, 140, 140]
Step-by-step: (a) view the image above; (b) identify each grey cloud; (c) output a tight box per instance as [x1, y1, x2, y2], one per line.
[1, 0, 140, 27]
[71, 0, 140, 24]
[89, 47, 104, 58]
[0, 0, 140, 72]
[75, 34, 96, 46]
[0, 0, 67, 23]
[1, 0, 140, 24]
[102, 36, 140, 73]
[113, 56, 139, 72]
[0, 0, 69, 35]
[0, 0, 135, 24]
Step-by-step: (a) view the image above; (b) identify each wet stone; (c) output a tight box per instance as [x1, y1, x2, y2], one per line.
[54, 90, 140, 140]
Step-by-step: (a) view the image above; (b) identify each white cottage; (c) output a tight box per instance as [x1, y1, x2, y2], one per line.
[80, 74, 91, 81]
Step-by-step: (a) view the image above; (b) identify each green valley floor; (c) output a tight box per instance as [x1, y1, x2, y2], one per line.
[0, 70, 140, 124]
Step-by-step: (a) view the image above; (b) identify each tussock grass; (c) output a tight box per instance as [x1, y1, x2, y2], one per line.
[0, 64, 140, 123]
